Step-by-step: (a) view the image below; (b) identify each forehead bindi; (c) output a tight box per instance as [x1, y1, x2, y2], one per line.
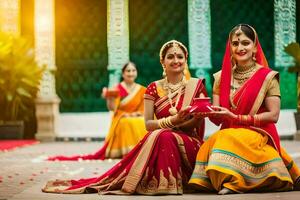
[166, 46, 184, 56]
[232, 32, 252, 43]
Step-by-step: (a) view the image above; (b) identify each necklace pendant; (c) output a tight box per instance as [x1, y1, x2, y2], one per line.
[169, 107, 178, 115]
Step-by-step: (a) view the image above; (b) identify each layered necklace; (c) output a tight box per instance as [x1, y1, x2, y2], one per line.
[230, 62, 257, 109]
[232, 62, 257, 85]
[163, 76, 187, 115]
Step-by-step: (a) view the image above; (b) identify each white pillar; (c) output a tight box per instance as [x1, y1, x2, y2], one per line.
[274, 0, 296, 68]
[188, 0, 212, 93]
[274, 0, 299, 140]
[0, 0, 20, 36]
[34, 0, 60, 141]
[107, 0, 129, 88]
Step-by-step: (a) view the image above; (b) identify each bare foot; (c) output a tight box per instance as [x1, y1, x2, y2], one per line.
[218, 187, 236, 195]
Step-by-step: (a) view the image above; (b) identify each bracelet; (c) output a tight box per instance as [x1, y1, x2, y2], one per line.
[253, 114, 260, 127]
[237, 115, 254, 126]
[158, 117, 175, 129]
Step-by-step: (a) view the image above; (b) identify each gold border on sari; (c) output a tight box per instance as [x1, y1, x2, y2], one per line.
[122, 129, 164, 193]
[249, 71, 278, 115]
[120, 84, 142, 106]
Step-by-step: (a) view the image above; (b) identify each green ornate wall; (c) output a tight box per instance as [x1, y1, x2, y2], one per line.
[54, 0, 299, 112]
[129, 0, 189, 86]
[210, 0, 274, 72]
[55, 0, 108, 112]
[298, 0, 300, 42]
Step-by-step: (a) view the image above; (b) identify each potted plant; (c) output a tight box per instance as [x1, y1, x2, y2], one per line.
[0, 32, 44, 139]
[284, 42, 300, 140]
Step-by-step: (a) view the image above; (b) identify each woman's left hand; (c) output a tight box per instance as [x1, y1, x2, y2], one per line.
[192, 112, 213, 119]
[210, 105, 237, 120]
[130, 112, 142, 117]
[172, 106, 193, 125]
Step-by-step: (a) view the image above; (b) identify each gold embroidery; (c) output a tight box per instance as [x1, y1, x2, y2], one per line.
[135, 167, 183, 194]
[207, 152, 291, 183]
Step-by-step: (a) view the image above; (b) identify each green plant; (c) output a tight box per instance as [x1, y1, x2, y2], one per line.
[0, 32, 45, 121]
[285, 42, 300, 111]
[285, 42, 300, 72]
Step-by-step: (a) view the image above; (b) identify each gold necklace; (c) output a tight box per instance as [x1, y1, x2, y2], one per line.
[163, 77, 187, 115]
[167, 87, 182, 115]
[233, 63, 257, 85]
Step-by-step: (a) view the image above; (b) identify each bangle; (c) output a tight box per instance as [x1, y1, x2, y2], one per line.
[158, 118, 165, 129]
[237, 115, 254, 126]
[165, 116, 175, 128]
[158, 117, 175, 129]
[254, 115, 260, 127]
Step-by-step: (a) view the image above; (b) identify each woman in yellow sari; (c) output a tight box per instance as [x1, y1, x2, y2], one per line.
[189, 24, 300, 194]
[48, 62, 147, 160]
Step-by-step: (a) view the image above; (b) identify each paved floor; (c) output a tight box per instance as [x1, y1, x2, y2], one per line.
[0, 140, 300, 200]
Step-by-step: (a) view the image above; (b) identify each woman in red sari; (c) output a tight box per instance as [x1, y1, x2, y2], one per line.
[48, 62, 147, 160]
[42, 40, 208, 194]
[189, 24, 300, 194]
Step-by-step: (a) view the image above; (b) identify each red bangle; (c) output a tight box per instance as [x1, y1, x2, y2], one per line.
[254, 115, 260, 127]
[237, 115, 254, 126]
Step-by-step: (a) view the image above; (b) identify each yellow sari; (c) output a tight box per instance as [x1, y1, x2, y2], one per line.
[105, 83, 147, 158]
[47, 83, 147, 161]
[189, 128, 298, 193]
[189, 39, 300, 193]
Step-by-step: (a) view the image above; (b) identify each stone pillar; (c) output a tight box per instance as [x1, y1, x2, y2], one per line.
[107, 0, 129, 88]
[274, 0, 296, 68]
[274, 0, 299, 140]
[34, 0, 60, 141]
[0, 0, 20, 36]
[188, 0, 212, 94]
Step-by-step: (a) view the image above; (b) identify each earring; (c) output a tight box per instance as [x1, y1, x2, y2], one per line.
[230, 55, 236, 66]
[252, 52, 257, 61]
[162, 67, 166, 77]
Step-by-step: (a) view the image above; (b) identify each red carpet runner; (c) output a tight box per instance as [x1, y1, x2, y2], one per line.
[0, 140, 39, 151]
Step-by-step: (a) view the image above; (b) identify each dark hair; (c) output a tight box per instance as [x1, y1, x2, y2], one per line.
[229, 24, 256, 42]
[122, 61, 136, 73]
[160, 42, 188, 60]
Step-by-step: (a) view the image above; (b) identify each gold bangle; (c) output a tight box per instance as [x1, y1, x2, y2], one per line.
[158, 118, 164, 129]
[166, 116, 175, 128]
[162, 117, 168, 128]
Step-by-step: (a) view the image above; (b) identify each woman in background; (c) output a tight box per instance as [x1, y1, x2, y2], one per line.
[48, 62, 147, 160]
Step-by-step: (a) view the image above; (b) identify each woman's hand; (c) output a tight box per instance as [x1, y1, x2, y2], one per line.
[130, 112, 142, 117]
[210, 105, 237, 120]
[171, 106, 193, 125]
[101, 87, 108, 98]
[192, 112, 212, 119]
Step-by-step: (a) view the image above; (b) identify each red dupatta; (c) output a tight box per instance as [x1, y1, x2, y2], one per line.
[220, 38, 268, 108]
[219, 37, 281, 152]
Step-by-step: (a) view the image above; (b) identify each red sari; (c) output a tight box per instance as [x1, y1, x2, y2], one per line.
[42, 78, 206, 194]
[47, 83, 147, 160]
